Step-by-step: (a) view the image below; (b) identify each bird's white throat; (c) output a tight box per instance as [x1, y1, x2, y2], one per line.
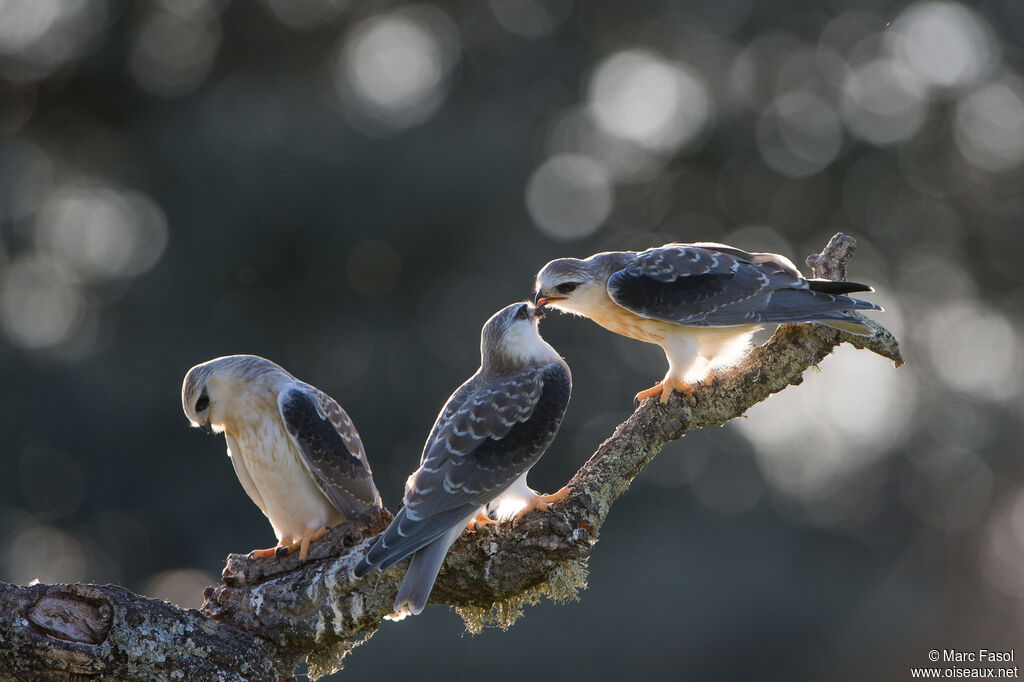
[498, 321, 559, 365]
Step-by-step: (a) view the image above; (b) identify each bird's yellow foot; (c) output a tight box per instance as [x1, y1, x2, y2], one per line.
[298, 526, 329, 563]
[513, 486, 572, 525]
[634, 382, 665, 403]
[466, 510, 496, 533]
[635, 379, 695, 404]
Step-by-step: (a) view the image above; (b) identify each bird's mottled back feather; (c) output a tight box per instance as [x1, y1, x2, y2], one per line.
[355, 361, 570, 575]
[608, 244, 879, 328]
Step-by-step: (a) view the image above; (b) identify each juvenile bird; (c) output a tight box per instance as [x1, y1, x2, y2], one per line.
[354, 302, 572, 618]
[534, 242, 880, 403]
[182, 355, 381, 562]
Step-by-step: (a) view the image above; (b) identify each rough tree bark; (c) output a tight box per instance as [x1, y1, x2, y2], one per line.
[0, 234, 903, 681]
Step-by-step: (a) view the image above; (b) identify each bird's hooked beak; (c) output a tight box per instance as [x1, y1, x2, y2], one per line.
[198, 419, 215, 435]
[531, 303, 546, 319]
[534, 290, 567, 308]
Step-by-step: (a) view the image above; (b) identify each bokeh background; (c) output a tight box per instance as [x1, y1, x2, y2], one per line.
[2, 0, 1023, 679]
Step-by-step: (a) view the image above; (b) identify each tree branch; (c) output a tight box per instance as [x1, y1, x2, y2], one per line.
[0, 234, 902, 680]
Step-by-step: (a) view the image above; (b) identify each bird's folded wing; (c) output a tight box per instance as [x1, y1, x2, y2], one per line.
[360, 363, 569, 572]
[278, 384, 382, 518]
[405, 367, 549, 519]
[608, 243, 820, 326]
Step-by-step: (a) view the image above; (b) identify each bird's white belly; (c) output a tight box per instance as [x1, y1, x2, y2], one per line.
[586, 300, 758, 381]
[235, 422, 340, 542]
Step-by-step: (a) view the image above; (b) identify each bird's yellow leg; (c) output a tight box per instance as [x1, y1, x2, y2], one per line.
[635, 378, 696, 404]
[466, 510, 496, 533]
[513, 486, 572, 525]
[635, 382, 665, 402]
[298, 526, 329, 563]
[661, 378, 696, 404]
[249, 541, 292, 559]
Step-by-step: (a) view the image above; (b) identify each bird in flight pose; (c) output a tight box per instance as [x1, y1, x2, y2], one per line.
[182, 355, 381, 562]
[534, 242, 880, 404]
[354, 302, 572, 618]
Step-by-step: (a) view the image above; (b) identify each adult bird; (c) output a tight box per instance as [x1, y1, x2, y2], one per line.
[354, 302, 572, 618]
[534, 242, 880, 403]
[182, 355, 382, 562]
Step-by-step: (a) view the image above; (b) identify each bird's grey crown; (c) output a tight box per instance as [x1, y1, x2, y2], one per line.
[536, 252, 636, 289]
[480, 302, 548, 369]
[181, 355, 290, 417]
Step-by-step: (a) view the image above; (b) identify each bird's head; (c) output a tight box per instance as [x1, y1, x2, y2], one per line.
[480, 302, 557, 370]
[533, 257, 607, 317]
[181, 355, 279, 435]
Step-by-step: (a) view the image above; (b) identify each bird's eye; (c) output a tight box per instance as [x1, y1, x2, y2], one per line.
[195, 394, 210, 412]
[556, 282, 579, 294]
[515, 304, 530, 320]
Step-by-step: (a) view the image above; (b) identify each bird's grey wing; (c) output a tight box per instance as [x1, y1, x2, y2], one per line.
[278, 384, 382, 519]
[354, 362, 571, 576]
[607, 243, 879, 327]
[225, 434, 267, 514]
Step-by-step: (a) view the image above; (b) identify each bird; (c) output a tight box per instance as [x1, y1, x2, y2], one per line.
[181, 355, 382, 562]
[534, 242, 881, 404]
[353, 302, 572, 618]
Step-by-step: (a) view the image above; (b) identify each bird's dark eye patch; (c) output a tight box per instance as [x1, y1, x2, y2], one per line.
[195, 394, 210, 412]
[515, 304, 530, 320]
[556, 282, 579, 294]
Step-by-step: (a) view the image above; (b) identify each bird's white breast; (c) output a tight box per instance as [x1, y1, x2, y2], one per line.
[229, 412, 341, 542]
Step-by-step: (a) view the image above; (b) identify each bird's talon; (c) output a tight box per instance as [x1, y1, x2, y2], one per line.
[513, 487, 572, 525]
[466, 511, 496, 533]
[249, 545, 284, 559]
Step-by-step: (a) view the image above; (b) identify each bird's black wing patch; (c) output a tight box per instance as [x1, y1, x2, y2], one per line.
[279, 385, 382, 518]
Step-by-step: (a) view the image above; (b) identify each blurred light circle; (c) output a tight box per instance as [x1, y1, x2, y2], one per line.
[841, 58, 927, 145]
[525, 154, 612, 240]
[0, 0, 109, 83]
[488, 0, 572, 39]
[35, 182, 168, 280]
[0, 0, 61, 54]
[0, 256, 85, 349]
[891, 1, 997, 91]
[982, 491, 1024, 599]
[261, 0, 346, 29]
[336, 5, 459, 133]
[924, 299, 1023, 402]
[3, 524, 90, 584]
[144, 568, 216, 609]
[546, 107, 665, 183]
[128, 6, 221, 97]
[737, 346, 914, 505]
[588, 49, 711, 153]
[756, 91, 843, 177]
[954, 76, 1024, 172]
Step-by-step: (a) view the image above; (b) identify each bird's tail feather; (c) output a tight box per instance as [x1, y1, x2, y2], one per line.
[394, 523, 465, 616]
[806, 279, 873, 295]
[819, 316, 875, 336]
